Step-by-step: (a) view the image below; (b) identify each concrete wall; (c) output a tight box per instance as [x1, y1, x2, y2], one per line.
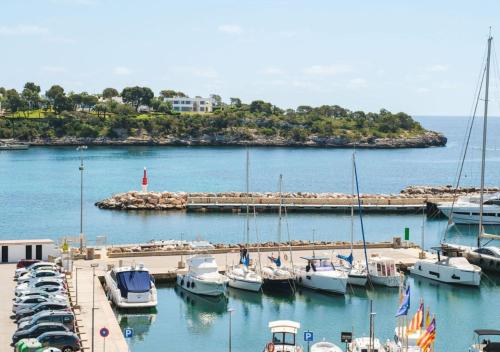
[1, 243, 59, 263]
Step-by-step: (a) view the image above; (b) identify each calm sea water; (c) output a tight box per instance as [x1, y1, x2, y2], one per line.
[1, 116, 499, 351]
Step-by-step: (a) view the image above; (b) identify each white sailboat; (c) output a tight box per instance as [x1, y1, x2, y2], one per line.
[177, 254, 229, 296]
[295, 255, 348, 294]
[261, 174, 295, 293]
[348, 301, 387, 352]
[337, 153, 368, 287]
[440, 33, 500, 273]
[226, 148, 263, 292]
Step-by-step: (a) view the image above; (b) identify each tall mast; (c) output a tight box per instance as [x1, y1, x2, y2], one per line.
[478, 33, 492, 247]
[350, 152, 355, 255]
[245, 148, 250, 245]
[278, 174, 283, 258]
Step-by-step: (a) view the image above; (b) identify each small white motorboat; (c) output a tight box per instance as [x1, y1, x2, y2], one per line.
[295, 256, 348, 294]
[226, 264, 262, 292]
[409, 249, 481, 286]
[367, 256, 402, 287]
[177, 254, 228, 296]
[469, 329, 500, 352]
[349, 337, 386, 352]
[311, 340, 344, 352]
[264, 320, 303, 352]
[104, 263, 157, 308]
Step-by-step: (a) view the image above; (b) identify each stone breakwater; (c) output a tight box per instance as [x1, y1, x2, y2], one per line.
[95, 186, 500, 211]
[21, 131, 447, 148]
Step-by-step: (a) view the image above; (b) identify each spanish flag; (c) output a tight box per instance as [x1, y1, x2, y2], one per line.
[425, 306, 431, 328]
[417, 317, 436, 351]
[408, 302, 424, 333]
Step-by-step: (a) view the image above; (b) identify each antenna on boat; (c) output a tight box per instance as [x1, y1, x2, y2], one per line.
[478, 31, 493, 247]
[369, 300, 376, 352]
[312, 229, 316, 258]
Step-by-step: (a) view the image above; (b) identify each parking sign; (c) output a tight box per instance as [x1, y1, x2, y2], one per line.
[124, 327, 134, 338]
[304, 331, 314, 342]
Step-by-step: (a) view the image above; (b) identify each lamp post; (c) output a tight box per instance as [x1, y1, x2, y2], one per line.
[90, 263, 98, 352]
[228, 308, 235, 352]
[75, 267, 82, 307]
[77, 145, 87, 254]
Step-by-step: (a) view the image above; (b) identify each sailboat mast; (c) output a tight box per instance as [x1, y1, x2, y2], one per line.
[478, 34, 492, 247]
[245, 148, 250, 245]
[278, 174, 283, 258]
[350, 152, 355, 255]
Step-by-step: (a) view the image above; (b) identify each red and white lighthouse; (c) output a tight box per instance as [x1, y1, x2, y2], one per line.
[141, 167, 148, 192]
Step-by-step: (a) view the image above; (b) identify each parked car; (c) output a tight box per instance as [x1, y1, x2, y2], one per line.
[13, 295, 68, 313]
[17, 270, 65, 284]
[15, 262, 59, 279]
[12, 322, 69, 344]
[16, 259, 41, 269]
[15, 290, 67, 302]
[16, 278, 66, 295]
[16, 286, 67, 298]
[18, 310, 75, 331]
[16, 302, 70, 322]
[37, 331, 81, 352]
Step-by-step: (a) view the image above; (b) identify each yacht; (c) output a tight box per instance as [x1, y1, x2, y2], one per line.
[442, 242, 500, 274]
[264, 320, 303, 352]
[311, 340, 344, 352]
[469, 329, 500, 352]
[176, 254, 228, 296]
[438, 192, 500, 225]
[104, 263, 157, 308]
[409, 249, 481, 286]
[294, 256, 348, 294]
[367, 256, 402, 287]
[349, 337, 386, 352]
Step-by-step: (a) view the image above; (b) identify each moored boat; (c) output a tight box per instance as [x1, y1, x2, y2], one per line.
[367, 256, 402, 287]
[294, 256, 347, 294]
[264, 320, 303, 352]
[177, 254, 228, 296]
[104, 263, 157, 308]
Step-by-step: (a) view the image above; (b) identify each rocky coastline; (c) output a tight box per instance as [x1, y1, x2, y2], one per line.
[95, 185, 499, 211]
[15, 131, 447, 148]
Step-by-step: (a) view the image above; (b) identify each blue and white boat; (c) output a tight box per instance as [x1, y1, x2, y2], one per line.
[104, 263, 157, 308]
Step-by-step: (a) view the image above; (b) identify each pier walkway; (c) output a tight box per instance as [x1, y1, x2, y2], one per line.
[0, 264, 18, 351]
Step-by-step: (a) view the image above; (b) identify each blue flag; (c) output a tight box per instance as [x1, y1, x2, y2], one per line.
[396, 285, 411, 317]
[337, 253, 353, 265]
[268, 256, 281, 267]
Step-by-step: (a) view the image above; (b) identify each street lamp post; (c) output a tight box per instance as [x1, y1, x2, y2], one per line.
[90, 263, 98, 352]
[228, 308, 235, 352]
[76, 145, 87, 254]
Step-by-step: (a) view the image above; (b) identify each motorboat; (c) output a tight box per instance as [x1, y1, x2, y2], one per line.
[226, 264, 262, 292]
[264, 320, 303, 352]
[438, 192, 500, 225]
[409, 249, 481, 286]
[469, 329, 500, 352]
[311, 340, 344, 352]
[441, 243, 500, 274]
[104, 263, 157, 308]
[385, 327, 423, 352]
[367, 256, 402, 287]
[0, 142, 29, 150]
[349, 337, 386, 352]
[176, 254, 228, 296]
[294, 256, 348, 294]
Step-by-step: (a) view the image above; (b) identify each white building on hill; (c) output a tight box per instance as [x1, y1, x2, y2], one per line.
[164, 95, 216, 113]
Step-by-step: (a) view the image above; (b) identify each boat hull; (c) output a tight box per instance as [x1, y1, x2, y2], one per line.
[438, 206, 500, 225]
[370, 275, 401, 287]
[295, 271, 347, 294]
[227, 276, 262, 292]
[262, 277, 295, 293]
[466, 253, 500, 273]
[177, 274, 228, 296]
[409, 261, 481, 286]
[347, 273, 368, 286]
[104, 272, 157, 309]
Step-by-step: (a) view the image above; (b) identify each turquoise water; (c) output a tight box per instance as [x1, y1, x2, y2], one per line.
[0, 116, 499, 247]
[1, 116, 499, 351]
[118, 276, 500, 352]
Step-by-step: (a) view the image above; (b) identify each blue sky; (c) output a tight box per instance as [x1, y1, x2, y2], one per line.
[1, 0, 500, 116]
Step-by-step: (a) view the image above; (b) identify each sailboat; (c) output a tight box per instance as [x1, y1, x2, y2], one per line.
[441, 32, 500, 274]
[260, 174, 295, 293]
[337, 152, 368, 287]
[348, 301, 387, 352]
[226, 148, 263, 292]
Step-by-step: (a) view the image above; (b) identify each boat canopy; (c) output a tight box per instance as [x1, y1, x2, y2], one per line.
[269, 320, 300, 334]
[474, 329, 500, 336]
[116, 271, 151, 298]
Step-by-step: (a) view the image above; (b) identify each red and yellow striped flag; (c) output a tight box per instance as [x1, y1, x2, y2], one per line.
[417, 317, 436, 350]
[408, 302, 424, 333]
[425, 306, 431, 328]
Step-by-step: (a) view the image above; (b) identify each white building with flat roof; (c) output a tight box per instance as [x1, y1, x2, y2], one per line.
[164, 96, 215, 113]
[0, 239, 59, 263]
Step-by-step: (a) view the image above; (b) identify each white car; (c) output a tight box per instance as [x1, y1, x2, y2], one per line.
[17, 269, 65, 284]
[14, 289, 67, 302]
[13, 294, 68, 313]
[15, 278, 66, 295]
[16, 285, 67, 298]
[15, 262, 59, 279]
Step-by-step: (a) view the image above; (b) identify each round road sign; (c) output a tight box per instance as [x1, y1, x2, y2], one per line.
[100, 327, 110, 338]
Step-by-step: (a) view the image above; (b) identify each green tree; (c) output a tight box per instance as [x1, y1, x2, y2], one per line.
[159, 90, 186, 99]
[94, 103, 109, 118]
[45, 85, 65, 111]
[4, 89, 23, 113]
[121, 86, 154, 111]
[21, 82, 41, 112]
[296, 105, 312, 114]
[230, 97, 242, 107]
[249, 100, 273, 115]
[102, 88, 119, 99]
[81, 94, 98, 112]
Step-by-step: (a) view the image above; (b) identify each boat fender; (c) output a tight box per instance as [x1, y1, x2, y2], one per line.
[266, 342, 275, 352]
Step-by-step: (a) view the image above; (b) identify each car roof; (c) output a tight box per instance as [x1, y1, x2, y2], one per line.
[32, 309, 73, 319]
[38, 331, 76, 338]
[28, 322, 68, 330]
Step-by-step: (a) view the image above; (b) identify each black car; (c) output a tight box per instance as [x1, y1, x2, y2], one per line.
[37, 331, 81, 352]
[16, 301, 70, 322]
[12, 322, 69, 344]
